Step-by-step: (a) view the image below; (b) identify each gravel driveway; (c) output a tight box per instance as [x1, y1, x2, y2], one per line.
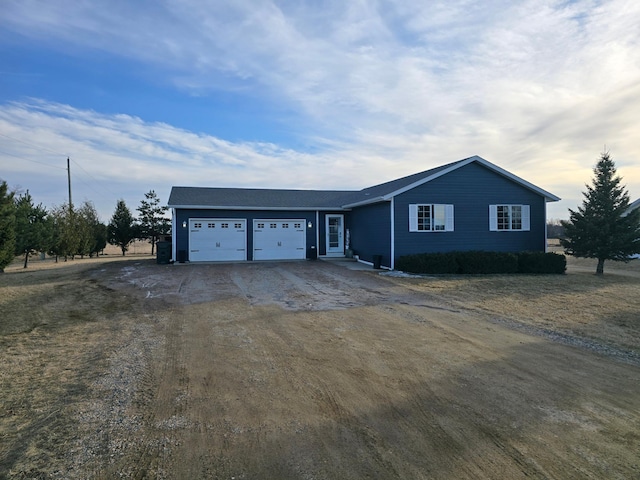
[67, 257, 639, 479]
[6, 257, 638, 478]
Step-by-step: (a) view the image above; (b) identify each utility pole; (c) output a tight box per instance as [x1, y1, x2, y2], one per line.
[67, 157, 72, 211]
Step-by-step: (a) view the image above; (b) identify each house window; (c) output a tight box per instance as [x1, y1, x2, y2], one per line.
[409, 204, 454, 232]
[221, 223, 229, 228]
[257, 223, 265, 229]
[489, 205, 530, 231]
[234, 223, 242, 229]
[208, 223, 215, 228]
[193, 222, 202, 229]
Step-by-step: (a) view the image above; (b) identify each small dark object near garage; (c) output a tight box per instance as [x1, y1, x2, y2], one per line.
[156, 241, 171, 265]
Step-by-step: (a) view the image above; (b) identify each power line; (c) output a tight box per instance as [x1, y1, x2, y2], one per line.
[0, 133, 148, 210]
[0, 132, 67, 157]
[0, 149, 67, 170]
[69, 158, 120, 199]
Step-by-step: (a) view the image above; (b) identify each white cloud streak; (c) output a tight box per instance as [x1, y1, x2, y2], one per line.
[1, 0, 639, 220]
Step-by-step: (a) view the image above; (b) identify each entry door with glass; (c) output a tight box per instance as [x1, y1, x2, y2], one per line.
[326, 215, 344, 256]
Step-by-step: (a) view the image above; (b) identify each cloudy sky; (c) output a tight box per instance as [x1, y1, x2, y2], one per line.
[1, 0, 639, 221]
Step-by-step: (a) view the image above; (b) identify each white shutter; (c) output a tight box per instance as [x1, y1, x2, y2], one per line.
[445, 205, 454, 231]
[522, 205, 530, 231]
[489, 205, 498, 231]
[409, 204, 418, 232]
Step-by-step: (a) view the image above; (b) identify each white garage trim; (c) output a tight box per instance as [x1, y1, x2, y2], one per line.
[189, 218, 247, 262]
[253, 219, 306, 260]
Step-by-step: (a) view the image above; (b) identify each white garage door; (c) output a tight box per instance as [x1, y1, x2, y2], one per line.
[189, 218, 246, 262]
[253, 219, 306, 260]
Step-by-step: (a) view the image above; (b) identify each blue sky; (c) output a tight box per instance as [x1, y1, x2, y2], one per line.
[1, 0, 639, 221]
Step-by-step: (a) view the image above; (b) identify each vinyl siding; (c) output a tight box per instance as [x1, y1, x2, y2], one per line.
[349, 202, 392, 267]
[393, 162, 547, 258]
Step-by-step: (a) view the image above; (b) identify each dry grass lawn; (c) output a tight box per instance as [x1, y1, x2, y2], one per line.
[1, 250, 639, 478]
[400, 257, 640, 355]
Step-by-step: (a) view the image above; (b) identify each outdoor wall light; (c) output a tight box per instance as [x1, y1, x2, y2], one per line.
[182, 221, 187, 228]
[307, 221, 313, 228]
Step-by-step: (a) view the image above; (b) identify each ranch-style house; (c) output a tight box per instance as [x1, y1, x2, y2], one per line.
[167, 155, 560, 270]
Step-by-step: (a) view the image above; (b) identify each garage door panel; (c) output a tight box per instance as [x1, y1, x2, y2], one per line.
[253, 219, 306, 260]
[189, 219, 246, 261]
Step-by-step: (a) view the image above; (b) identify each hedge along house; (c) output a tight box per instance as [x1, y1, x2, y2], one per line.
[168, 155, 560, 269]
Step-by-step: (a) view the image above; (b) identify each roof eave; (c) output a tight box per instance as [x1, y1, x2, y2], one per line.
[377, 155, 560, 202]
[341, 196, 389, 208]
[168, 204, 350, 211]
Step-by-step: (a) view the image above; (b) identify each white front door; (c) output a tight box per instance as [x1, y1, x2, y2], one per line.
[326, 215, 344, 256]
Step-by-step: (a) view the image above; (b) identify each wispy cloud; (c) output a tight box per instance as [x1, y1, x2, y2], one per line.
[1, 0, 639, 220]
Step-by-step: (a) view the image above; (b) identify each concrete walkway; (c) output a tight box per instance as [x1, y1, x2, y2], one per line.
[320, 257, 378, 271]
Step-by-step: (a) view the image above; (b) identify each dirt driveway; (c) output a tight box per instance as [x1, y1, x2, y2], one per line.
[2, 258, 640, 479]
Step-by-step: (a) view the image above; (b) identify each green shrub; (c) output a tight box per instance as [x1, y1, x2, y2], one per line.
[517, 251, 566, 274]
[396, 250, 566, 275]
[456, 251, 518, 274]
[395, 252, 458, 274]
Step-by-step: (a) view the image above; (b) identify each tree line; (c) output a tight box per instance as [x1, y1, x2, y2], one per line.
[1, 151, 639, 275]
[0, 186, 170, 271]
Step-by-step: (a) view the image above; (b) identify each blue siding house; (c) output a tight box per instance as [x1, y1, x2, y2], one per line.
[168, 156, 560, 269]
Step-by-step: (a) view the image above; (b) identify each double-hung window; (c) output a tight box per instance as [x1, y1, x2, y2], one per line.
[409, 204, 454, 232]
[489, 205, 530, 231]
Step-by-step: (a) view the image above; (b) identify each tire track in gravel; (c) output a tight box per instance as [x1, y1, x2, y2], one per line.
[138, 306, 190, 479]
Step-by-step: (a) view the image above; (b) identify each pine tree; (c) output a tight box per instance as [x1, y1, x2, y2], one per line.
[108, 199, 137, 256]
[561, 152, 640, 275]
[14, 191, 49, 268]
[76, 201, 104, 258]
[0, 181, 16, 272]
[48, 203, 80, 262]
[137, 190, 169, 255]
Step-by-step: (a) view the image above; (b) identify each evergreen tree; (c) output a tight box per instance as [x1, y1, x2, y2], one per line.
[93, 222, 108, 257]
[0, 181, 16, 272]
[561, 152, 640, 275]
[137, 190, 170, 255]
[48, 203, 81, 261]
[14, 191, 49, 268]
[108, 199, 137, 256]
[76, 201, 103, 258]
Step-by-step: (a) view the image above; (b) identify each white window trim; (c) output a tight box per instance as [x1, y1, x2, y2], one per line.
[489, 204, 530, 231]
[409, 204, 454, 232]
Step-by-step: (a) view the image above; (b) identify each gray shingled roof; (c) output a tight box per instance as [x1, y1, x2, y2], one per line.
[168, 156, 559, 210]
[168, 187, 359, 210]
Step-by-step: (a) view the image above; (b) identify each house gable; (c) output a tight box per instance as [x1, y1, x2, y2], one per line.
[342, 155, 560, 208]
[390, 161, 549, 258]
